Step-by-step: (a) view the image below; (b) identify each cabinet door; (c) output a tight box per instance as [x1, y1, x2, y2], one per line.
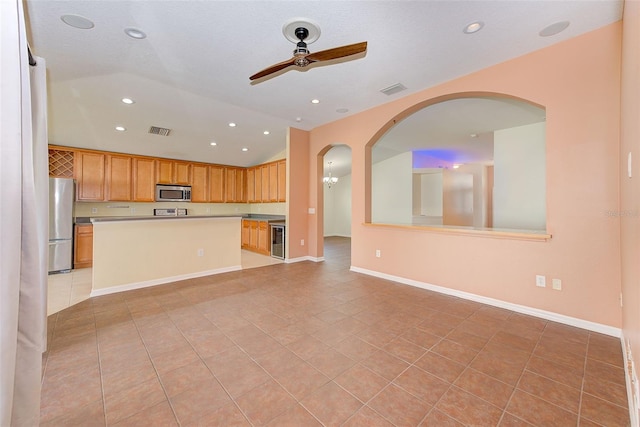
[257, 221, 270, 255]
[246, 168, 256, 203]
[277, 160, 286, 202]
[225, 167, 237, 202]
[254, 167, 263, 202]
[156, 159, 174, 184]
[209, 166, 225, 203]
[132, 157, 156, 202]
[241, 220, 251, 249]
[191, 163, 209, 202]
[74, 224, 93, 269]
[174, 161, 191, 185]
[235, 168, 246, 203]
[75, 151, 105, 201]
[105, 154, 132, 201]
[269, 162, 278, 202]
[249, 220, 258, 249]
[260, 165, 270, 203]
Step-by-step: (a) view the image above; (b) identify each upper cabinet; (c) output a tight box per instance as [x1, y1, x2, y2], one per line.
[132, 157, 156, 202]
[105, 154, 132, 201]
[156, 159, 191, 185]
[75, 151, 105, 201]
[224, 167, 246, 203]
[49, 145, 286, 203]
[191, 163, 209, 203]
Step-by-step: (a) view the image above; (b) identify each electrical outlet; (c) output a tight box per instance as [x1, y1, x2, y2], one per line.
[206, 207, 211, 214]
[552, 279, 562, 290]
[91, 207, 98, 214]
[300, 239, 304, 246]
[535, 275, 546, 288]
[197, 249, 204, 257]
[375, 249, 381, 258]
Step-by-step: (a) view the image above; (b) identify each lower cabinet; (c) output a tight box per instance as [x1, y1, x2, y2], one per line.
[241, 219, 270, 255]
[74, 224, 93, 269]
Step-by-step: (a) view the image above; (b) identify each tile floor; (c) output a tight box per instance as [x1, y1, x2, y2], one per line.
[47, 250, 283, 316]
[41, 237, 630, 426]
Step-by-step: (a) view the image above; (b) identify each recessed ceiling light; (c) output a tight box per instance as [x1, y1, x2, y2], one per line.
[453, 164, 461, 169]
[470, 133, 478, 138]
[210, 142, 217, 146]
[263, 131, 270, 135]
[539, 21, 570, 37]
[228, 122, 236, 127]
[121, 98, 135, 104]
[115, 126, 126, 132]
[242, 148, 248, 152]
[295, 117, 302, 122]
[124, 27, 146, 39]
[336, 108, 349, 114]
[463, 21, 484, 34]
[311, 99, 320, 104]
[60, 14, 94, 29]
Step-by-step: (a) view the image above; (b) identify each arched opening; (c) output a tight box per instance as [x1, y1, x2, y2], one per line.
[365, 92, 546, 233]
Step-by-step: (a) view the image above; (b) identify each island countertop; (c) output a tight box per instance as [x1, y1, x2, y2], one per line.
[75, 214, 285, 224]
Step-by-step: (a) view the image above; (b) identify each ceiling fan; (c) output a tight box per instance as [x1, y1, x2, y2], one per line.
[250, 19, 367, 82]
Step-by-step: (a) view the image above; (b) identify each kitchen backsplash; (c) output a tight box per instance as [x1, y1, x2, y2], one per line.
[75, 202, 286, 217]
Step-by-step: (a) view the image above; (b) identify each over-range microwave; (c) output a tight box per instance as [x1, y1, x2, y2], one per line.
[155, 184, 191, 202]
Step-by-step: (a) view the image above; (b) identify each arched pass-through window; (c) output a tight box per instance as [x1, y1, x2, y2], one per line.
[369, 94, 548, 236]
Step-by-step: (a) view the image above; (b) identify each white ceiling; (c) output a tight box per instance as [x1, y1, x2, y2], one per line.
[25, 0, 622, 173]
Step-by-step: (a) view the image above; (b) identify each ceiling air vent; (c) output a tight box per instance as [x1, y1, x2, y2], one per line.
[148, 126, 171, 136]
[380, 83, 407, 96]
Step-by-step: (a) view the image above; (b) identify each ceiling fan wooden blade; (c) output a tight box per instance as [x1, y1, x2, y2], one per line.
[250, 57, 296, 81]
[306, 41, 367, 63]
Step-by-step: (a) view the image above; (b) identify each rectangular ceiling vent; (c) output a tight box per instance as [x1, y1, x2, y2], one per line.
[380, 83, 407, 96]
[149, 126, 171, 136]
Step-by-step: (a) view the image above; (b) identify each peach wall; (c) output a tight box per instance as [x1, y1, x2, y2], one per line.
[306, 23, 623, 328]
[286, 127, 310, 260]
[621, 0, 640, 419]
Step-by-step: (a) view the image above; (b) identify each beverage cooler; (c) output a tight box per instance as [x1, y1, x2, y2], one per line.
[270, 223, 285, 260]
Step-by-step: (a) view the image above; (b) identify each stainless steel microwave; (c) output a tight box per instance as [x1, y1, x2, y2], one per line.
[155, 184, 191, 202]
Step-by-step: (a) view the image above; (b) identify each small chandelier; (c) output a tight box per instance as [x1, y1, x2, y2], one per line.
[323, 161, 339, 188]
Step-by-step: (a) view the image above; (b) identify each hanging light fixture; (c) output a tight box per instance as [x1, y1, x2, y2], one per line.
[323, 161, 339, 188]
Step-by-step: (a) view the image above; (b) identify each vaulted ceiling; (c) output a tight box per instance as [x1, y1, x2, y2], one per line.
[26, 0, 623, 176]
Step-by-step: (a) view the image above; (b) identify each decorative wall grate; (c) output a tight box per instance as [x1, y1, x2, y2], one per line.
[48, 149, 74, 177]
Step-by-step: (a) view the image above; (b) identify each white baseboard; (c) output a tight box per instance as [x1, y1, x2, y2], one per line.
[622, 335, 640, 427]
[286, 256, 325, 263]
[89, 265, 242, 297]
[350, 265, 621, 337]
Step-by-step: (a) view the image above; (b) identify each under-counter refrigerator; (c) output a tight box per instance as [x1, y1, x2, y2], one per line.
[48, 177, 74, 273]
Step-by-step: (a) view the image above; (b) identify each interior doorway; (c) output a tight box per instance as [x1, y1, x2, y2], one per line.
[321, 145, 352, 264]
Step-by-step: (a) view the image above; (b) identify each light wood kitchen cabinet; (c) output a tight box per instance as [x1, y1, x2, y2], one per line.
[209, 165, 225, 203]
[269, 162, 279, 202]
[74, 224, 93, 269]
[246, 168, 256, 203]
[258, 221, 270, 255]
[156, 159, 191, 185]
[261, 165, 270, 203]
[242, 219, 270, 255]
[191, 163, 209, 202]
[277, 160, 286, 202]
[75, 151, 105, 201]
[105, 154, 132, 201]
[241, 219, 251, 248]
[225, 167, 246, 203]
[254, 166, 263, 202]
[132, 157, 156, 202]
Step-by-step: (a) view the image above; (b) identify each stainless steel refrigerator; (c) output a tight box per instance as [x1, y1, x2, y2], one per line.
[48, 177, 74, 273]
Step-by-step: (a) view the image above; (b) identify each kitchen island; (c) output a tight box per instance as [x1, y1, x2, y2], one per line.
[90, 215, 242, 296]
